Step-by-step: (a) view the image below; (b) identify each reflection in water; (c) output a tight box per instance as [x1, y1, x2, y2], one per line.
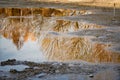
[0, 8, 73, 17]
[93, 69, 119, 80]
[0, 36, 45, 62]
[0, 20, 35, 50]
[41, 34, 120, 62]
[0, 65, 29, 72]
[0, 8, 93, 17]
[0, 8, 120, 63]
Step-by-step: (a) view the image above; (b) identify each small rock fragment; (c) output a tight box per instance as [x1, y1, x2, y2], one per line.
[55, 70, 60, 73]
[10, 69, 18, 73]
[68, 64, 74, 67]
[36, 73, 46, 78]
[89, 74, 94, 78]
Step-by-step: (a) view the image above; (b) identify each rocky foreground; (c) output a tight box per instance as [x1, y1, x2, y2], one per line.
[0, 59, 120, 80]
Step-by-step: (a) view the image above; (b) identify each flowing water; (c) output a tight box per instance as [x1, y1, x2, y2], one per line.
[0, 7, 120, 80]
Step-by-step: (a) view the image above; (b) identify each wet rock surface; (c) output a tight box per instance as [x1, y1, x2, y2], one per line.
[0, 59, 120, 80]
[1, 59, 16, 66]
